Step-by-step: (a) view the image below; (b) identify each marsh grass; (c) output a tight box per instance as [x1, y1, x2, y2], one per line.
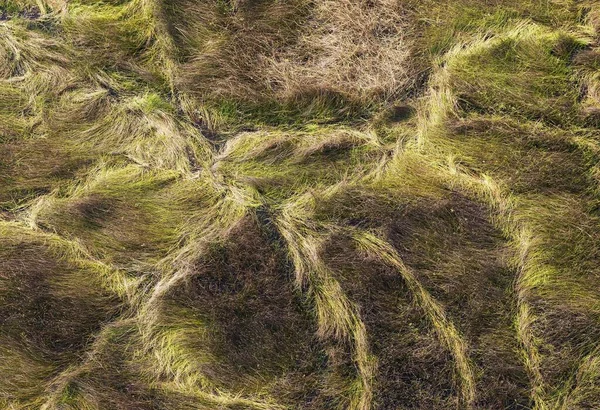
[3, 0, 600, 409]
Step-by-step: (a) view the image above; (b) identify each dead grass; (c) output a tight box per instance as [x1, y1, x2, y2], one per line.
[264, 0, 411, 103]
[0, 223, 123, 407]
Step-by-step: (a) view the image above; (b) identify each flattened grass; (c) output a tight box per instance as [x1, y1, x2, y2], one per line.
[3, 0, 600, 408]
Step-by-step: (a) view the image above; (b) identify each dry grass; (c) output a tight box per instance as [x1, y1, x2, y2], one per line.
[264, 0, 411, 103]
[2, 0, 600, 409]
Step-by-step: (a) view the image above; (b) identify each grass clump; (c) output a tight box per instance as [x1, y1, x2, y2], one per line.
[32, 165, 185, 270]
[213, 126, 388, 200]
[0, 223, 123, 408]
[446, 24, 585, 125]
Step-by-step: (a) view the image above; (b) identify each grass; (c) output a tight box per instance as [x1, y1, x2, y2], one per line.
[2, 0, 600, 409]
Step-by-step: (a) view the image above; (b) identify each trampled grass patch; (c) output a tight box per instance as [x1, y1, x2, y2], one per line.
[2, 0, 600, 409]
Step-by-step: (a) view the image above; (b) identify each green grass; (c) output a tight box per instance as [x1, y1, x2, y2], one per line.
[2, 0, 600, 409]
